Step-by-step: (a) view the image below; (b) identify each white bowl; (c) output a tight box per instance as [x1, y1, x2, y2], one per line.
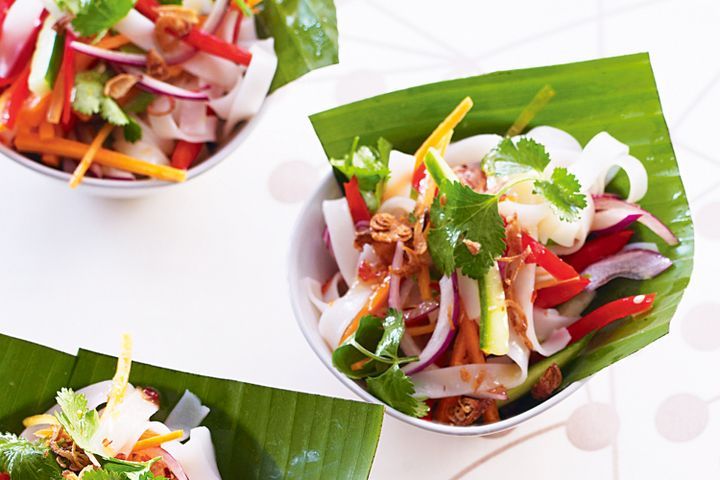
[288, 173, 585, 436]
[1, 110, 262, 199]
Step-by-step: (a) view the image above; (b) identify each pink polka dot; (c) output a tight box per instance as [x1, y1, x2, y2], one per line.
[267, 161, 319, 203]
[696, 202, 720, 240]
[656, 394, 708, 442]
[565, 403, 619, 451]
[682, 303, 720, 351]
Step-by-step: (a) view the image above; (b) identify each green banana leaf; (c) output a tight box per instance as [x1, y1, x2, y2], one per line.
[309, 53, 694, 392]
[256, 0, 339, 92]
[0, 334, 383, 479]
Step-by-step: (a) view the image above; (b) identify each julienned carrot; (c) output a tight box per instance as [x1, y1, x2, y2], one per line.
[38, 122, 59, 167]
[406, 324, 437, 336]
[132, 430, 183, 451]
[417, 267, 432, 301]
[413, 97, 472, 172]
[18, 94, 50, 128]
[14, 134, 187, 182]
[339, 276, 391, 344]
[69, 123, 115, 188]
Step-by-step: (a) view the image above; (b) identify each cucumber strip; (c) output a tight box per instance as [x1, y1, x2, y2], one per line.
[29, 16, 64, 96]
[499, 335, 592, 406]
[478, 261, 510, 355]
[424, 147, 458, 186]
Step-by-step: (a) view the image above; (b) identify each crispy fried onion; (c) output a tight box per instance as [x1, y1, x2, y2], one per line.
[49, 425, 91, 473]
[356, 212, 424, 268]
[447, 397, 496, 426]
[531, 363, 563, 400]
[104, 74, 140, 99]
[154, 6, 199, 51]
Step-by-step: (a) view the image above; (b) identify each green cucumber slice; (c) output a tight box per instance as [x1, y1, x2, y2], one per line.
[29, 16, 64, 96]
[478, 261, 510, 355]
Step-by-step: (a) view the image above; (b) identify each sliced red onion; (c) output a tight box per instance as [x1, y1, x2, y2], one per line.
[125, 68, 210, 101]
[70, 41, 146, 66]
[583, 249, 672, 291]
[136, 447, 189, 480]
[623, 241, 659, 252]
[451, 271, 461, 327]
[593, 194, 679, 245]
[0, 0, 44, 77]
[591, 210, 643, 236]
[403, 301, 440, 325]
[402, 275, 456, 375]
[388, 240, 404, 310]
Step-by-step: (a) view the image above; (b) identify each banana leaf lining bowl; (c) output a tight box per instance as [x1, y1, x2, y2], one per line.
[289, 53, 694, 435]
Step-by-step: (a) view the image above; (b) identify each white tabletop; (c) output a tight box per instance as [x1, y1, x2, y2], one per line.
[1, 0, 719, 478]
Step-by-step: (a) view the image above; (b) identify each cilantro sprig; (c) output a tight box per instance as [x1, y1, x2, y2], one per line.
[72, 70, 143, 143]
[0, 433, 63, 480]
[332, 309, 429, 417]
[56, 0, 135, 37]
[55, 388, 100, 452]
[330, 137, 392, 212]
[425, 141, 587, 279]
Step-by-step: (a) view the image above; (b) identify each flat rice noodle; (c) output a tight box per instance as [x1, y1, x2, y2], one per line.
[411, 363, 523, 399]
[444, 134, 503, 167]
[322, 198, 359, 286]
[317, 281, 373, 347]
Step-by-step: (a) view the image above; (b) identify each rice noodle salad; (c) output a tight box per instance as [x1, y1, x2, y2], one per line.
[1, 336, 222, 479]
[307, 96, 679, 425]
[0, 0, 276, 188]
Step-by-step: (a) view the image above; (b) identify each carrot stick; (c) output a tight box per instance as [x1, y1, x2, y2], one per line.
[417, 266, 432, 301]
[413, 97, 472, 171]
[459, 318, 500, 422]
[38, 122, 60, 167]
[46, 74, 65, 124]
[69, 123, 114, 188]
[14, 134, 187, 182]
[132, 430, 183, 451]
[339, 276, 391, 344]
[406, 324, 437, 336]
[18, 94, 50, 128]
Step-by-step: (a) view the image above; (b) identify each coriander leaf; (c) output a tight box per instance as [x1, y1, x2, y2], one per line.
[330, 137, 392, 211]
[55, 0, 81, 14]
[82, 470, 125, 480]
[375, 309, 404, 359]
[159, 0, 182, 4]
[71, 0, 135, 36]
[366, 364, 429, 418]
[485, 137, 550, 176]
[123, 118, 142, 143]
[427, 195, 462, 275]
[73, 71, 106, 116]
[333, 315, 388, 379]
[55, 388, 100, 451]
[428, 180, 506, 279]
[0, 433, 63, 480]
[101, 455, 166, 480]
[123, 91, 155, 114]
[533, 167, 587, 222]
[100, 97, 129, 126]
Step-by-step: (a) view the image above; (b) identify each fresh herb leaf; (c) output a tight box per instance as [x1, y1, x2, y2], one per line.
[101, 456, 166, 480]
[485, 137, 551, 175]
[70, 0, 135, 37]
[55, 0, 81, 14]
[123, 91, 155, 114]
[72, 71, 142, 143]
[159, 0, 182, 4]
[100, 97, 129, 126]
[366, 364, 429, 418]
[73, 71, 106, 116]
[332, 310, 414, 379]
[533, 167, 587, 221]
[0, 433, 63, 480]
[82, 470, 126, 480]
[123, 118, 142, 143]
[428, 181, 506, 279]
[330, 137, 392, 212]
[55, 388, 100, 451]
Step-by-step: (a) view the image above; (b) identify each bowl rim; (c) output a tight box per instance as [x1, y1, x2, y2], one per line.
[288, 172, 586, 436]
[1, 104, 264, 191]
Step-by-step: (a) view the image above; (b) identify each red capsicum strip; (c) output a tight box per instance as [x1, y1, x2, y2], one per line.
[535, 276, 590, 309]
[0, 0, 13, 38]
[170, 140, 203, 170]
[135, 0, 252, 65]
[568, 293, 656, 342]
[522, 233, 579, 280]
[1, 66, 30, 129]
[61, 31, 76, 129]
[344, 176, 371, 224]
[562, 229, 634, 273]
